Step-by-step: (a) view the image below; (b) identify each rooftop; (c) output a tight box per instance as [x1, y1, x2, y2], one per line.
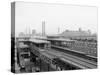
[18, 44, 29, 48]
[49, 38, 75, 42]
[60, 29, 92, 37]
[29, 39, 50, 44]
[18, 39, 28, 42]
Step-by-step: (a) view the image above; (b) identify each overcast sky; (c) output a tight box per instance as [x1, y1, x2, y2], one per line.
[15, 2, 98, 36]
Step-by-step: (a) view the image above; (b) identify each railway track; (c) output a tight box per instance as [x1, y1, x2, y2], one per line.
[45, 47, 97, 69]
[17, 39, 97, 69]
[51, 45, 97, 61]
[50, 48, 97, 65]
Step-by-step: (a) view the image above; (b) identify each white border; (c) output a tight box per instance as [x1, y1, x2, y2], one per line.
[0, 0, 99, 75]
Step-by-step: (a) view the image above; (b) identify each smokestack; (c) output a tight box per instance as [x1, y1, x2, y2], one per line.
[42, 21, 45, 36]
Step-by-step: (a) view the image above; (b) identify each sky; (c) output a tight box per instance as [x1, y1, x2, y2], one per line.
[15, 2, 98, 36]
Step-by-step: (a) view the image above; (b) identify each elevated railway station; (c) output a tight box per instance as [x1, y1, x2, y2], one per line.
[14, 37, 97, 73]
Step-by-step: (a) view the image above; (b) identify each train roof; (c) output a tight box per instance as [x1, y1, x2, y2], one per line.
[49, 38, 75, 42]
[29, 39, 50, 44]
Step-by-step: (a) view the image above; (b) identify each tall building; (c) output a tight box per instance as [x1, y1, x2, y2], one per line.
[79, 28, 82, 32]
[19, 32, 25, 37]
[32, 29, 36, 35]
[42, 21, 45, 36]
[58, 27, 60, 34]
[60, 28, 92, 38]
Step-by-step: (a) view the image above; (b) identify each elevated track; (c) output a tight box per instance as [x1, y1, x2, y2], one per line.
[45, 47, 97, 69]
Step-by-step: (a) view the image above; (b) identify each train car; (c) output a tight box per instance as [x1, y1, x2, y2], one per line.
[17, 44, 31, 70]
[17, 38, 30, 46]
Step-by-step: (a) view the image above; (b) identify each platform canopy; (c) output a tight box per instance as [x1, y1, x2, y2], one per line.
[18, 39, 28, 42]
[49, 38, 75, 42]
[29, 39, 50, 44]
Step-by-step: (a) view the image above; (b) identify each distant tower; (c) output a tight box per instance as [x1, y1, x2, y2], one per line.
[42, 21, 45, 36]
[32, 29, 36, 35]
[58, 27, 60, 34]
[29, 27, 31, 35]
[28, 27, 31, 37]
[79, 28, 82, 32]
[87, 29, 91, 35]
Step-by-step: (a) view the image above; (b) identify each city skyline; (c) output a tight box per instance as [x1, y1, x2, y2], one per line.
[15, 2, 98, 36]
[18, 26, 96, 37]
[11, 2, 98, 73]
